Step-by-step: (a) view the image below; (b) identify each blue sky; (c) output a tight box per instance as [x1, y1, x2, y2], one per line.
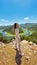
[0, 0, 37, 26]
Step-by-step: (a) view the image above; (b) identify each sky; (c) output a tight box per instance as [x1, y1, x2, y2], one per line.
[0, 0, 37, 26]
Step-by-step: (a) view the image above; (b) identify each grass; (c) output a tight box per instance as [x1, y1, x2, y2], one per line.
[6, 32, 15, 36]
[5, 29, 31, 36]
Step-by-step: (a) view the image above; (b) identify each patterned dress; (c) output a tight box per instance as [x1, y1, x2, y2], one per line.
[15, 28, 21, 51]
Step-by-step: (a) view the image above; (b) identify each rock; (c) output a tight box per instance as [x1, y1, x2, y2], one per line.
[29, 41, 33, 45]
[0, 42, 5, 48]
[10, 42, 13, 44]
[29, 46, 34, 50]
[2, 43, 6, 47]
[24, 46, 26, 48]
[34, 51, 37, 55]
[21, 40, 28, 44]
[25, 56, 30, 61]
[33, 43, 37, 46]
[28, 52, 32, 56]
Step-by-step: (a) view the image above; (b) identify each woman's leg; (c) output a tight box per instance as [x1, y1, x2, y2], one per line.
[17, 42, 20, 51]
[12, 39, 17, 49]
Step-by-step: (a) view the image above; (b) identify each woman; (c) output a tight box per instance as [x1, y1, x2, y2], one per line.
[13, 23, 24, 55]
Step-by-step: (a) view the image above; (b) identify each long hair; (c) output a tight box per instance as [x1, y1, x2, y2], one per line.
[13, 23, 19, 34]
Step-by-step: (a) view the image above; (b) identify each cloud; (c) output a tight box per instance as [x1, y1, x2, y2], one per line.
[24, 16, 34, 21]
[0, 19, 9, 23]
[0, 19, 18, 26]
[0, 19, 10, 26]
[24, 16, 37, 23]
[24, 17, 29, 20]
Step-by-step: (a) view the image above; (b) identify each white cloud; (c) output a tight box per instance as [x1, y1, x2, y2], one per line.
[0, 19, 18, 26]
[24, 16, 37, 23]
[24, 17, 29, 20]
[0, 19, 10, 26]
[0, 19, 9, 23]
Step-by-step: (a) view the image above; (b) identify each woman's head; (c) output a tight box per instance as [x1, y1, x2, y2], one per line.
[13, 23, 19, 33]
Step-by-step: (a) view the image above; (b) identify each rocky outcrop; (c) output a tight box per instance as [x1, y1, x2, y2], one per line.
[0, 40, 37, 65]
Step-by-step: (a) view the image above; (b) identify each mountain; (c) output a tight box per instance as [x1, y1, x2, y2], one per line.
[0, 24, 24, 34]
[0, 23, 37, 29]
[0, 25, 14, 34]
[0, 23, 37, 33]
[20, 23, 37, 29]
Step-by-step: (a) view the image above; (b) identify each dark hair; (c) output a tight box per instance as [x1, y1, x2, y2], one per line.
[13, 23, 19, 33]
